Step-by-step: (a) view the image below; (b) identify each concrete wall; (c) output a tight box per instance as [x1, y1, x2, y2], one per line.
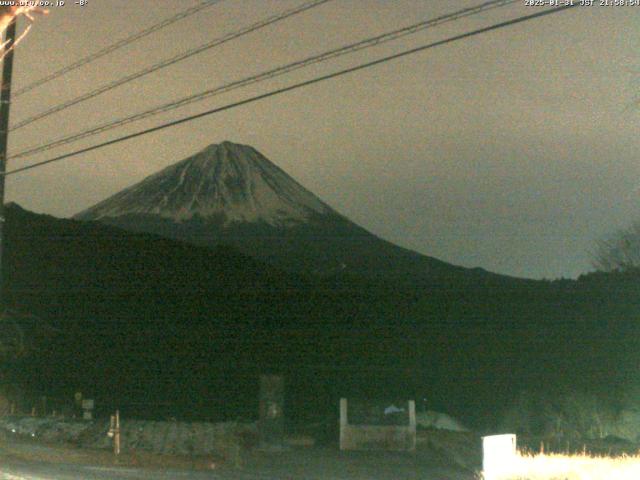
[0, 416, 257, 458]
[339, 398, 416, 451]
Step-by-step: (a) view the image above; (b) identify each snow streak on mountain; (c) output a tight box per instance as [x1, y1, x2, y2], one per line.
[77, 141, 333, 226]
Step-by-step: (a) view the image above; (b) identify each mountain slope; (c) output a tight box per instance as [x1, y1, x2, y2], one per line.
[74, 141, 498, 282]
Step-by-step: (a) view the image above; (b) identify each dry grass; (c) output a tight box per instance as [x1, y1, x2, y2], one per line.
[481, 451, 640, 480]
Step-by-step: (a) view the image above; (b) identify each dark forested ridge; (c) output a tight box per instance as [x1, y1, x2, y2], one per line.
[2, 204, 638, 426]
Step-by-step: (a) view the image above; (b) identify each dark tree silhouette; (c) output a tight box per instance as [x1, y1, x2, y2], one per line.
[593, 222, 640, 272]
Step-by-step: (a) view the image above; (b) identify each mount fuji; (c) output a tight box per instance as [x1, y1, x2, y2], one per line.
[75, 141, 493, 282]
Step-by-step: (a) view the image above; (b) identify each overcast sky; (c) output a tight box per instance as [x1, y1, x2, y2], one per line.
[3, 1, 639, 279]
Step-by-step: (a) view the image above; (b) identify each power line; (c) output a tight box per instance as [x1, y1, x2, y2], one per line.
[11, 0, 518, 160]
[11, 0, 332, 131]
[4, 4, 578, 177]
[13, 0, 224, 98]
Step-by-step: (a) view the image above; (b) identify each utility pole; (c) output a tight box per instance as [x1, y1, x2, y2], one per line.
[0, 17, 17, 309]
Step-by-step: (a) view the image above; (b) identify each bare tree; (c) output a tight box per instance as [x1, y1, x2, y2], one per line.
[593, 222, 640, 272]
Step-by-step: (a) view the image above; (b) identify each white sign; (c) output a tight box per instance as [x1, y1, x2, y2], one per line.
[482, 434, 517, 480]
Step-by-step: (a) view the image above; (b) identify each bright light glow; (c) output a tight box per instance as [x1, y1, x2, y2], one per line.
[0, 5, 48, 59]
[481, 451, 640, 480]
[482, 434, 518, 480]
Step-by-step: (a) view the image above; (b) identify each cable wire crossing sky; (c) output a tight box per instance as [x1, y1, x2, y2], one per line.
[6, 4, 577, 176]
[10, 0, 520, 160]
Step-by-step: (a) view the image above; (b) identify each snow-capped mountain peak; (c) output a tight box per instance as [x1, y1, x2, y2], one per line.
[76, 141, 333, 226]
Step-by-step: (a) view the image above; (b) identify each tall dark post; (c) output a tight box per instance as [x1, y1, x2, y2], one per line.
[259, 374, 285, 450]
[0, 18, 17, 309]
